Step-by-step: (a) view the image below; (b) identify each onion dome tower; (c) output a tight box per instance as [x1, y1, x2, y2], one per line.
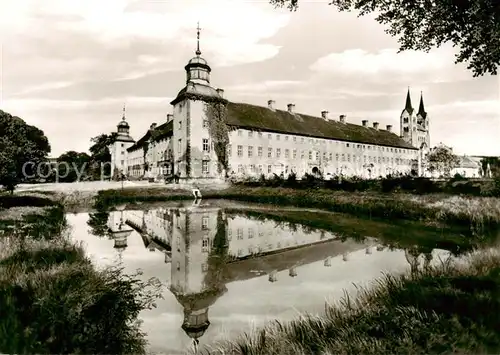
[185, 22, 211, 85]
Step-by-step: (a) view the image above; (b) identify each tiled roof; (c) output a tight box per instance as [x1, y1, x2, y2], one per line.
[458, 156, 480, 169]
[127, 120, 173, 152]
[225, 102, 416, 149]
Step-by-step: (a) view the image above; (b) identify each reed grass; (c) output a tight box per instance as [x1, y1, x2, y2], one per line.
[205, 250, 500, 355]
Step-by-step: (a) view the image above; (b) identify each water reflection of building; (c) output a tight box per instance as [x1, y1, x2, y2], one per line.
[111, 204, 370, 349]
[107, 209, 133, 262]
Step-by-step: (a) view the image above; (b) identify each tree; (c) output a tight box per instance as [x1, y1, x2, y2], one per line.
[425, 145, 460, 178]
[0, 110, 51, 193]
[270, 0, 500, 77]
[57, 151, 91, 182]
[480, 157, 500, 178]
[89, 133, 117, 179]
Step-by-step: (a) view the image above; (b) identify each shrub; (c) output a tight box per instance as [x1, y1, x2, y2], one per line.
[284, 172, 298, 188]
[0, 240, 163, 354]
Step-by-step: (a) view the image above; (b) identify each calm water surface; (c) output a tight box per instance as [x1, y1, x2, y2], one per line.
[68, 200, 454, 354]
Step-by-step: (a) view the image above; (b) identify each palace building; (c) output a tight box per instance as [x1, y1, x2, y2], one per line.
[109, 25, 431, 181]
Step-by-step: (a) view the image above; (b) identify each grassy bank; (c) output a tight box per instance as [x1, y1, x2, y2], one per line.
[95, 186, 500, 232]
[0, 194, 162, 354]
[206, 249, 500, 355]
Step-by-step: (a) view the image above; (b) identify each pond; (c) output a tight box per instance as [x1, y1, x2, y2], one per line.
[69, 199, 468, 354]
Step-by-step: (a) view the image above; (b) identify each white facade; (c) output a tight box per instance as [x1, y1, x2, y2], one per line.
[109, 109, 135, 178]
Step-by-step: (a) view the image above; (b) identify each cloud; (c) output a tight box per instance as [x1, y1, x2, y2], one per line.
[312, 48, 446, 74]
[309, 46, 473, 84]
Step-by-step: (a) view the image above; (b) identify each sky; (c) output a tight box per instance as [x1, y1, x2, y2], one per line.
[1, 0, 499, 157]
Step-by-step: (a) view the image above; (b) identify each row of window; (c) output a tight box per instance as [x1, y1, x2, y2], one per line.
[234, 163, 407, 175]
[232, 145, 412, 165]
[235, 129, 414, 155]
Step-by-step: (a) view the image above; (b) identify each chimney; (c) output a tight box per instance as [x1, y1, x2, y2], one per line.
[373, 122, 379, 130]
[287, 103, 295, 113]
[167, 114, 173, 122]
[216, 88, 224, 98]
[339, 114, 346, 123]
[386, 125, 392, 132]
[321, 111, 329, 120]
[267, 100, 275, 110]
[362, 120, 368, 127]
[150, 123, 157, 130]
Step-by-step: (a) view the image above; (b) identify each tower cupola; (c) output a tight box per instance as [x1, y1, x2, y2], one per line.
[185, 22, 211, 85]
[117, 104, 130, 135]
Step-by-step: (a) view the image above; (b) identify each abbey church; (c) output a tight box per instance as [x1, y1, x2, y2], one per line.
[109, 26, 431, 181]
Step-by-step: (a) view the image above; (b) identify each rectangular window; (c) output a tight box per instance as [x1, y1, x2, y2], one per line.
[268, 133, 272, 140]
[309, 151, 312, 160]
[248, 146, 253, 157]
[121, 143, 124, 147]
[293, 136, 297, 142]
[258, 132, 263, 138]
[227, 144, 232, 156]
[202, 216, 209, 229]
[178, 139, 182, 153]
[301, 138, 305, 143]
[285, 149, 289, 158]
[347, 154, 351, 162]
[329, 153, 333, 160]
[301, 150, 305, 159]
[178, 121, 182, 130]
[342, 154, 346, 161]
[237, 145, 243, 157]
[293, 149, 297, 159]
[121, 160, 124, 165]
[238, 130, 243, 136]
[276, 148, 281, 158]
[268, 147, 272, 158]
[268, 165, 272, 173]
[202, 161, 209, 175]
[237, 228, 243, 240]
[258, 146, 263, 157]
[202, 138, 210, 152]
[238, 164, 243, 173]
[249, 164, 255, 173]
[248, 131, 253, 138]
[202, 237, 209, 252]
[203, 119, 208, 128]
[276, 134, 280, 141]
[285, 135, 289, 141]
[315, 151, 319, 161]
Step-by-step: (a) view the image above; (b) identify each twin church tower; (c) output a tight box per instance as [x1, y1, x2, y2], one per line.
[400, 88, 431, 150]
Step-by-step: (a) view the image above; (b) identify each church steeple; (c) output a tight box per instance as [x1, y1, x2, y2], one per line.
[418, 91, 427, 119]
[404, 87, 414, 114]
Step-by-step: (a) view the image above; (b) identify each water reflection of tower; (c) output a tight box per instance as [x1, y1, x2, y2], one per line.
[169, 205, 228, 349]
[108, 208, 133, 262]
